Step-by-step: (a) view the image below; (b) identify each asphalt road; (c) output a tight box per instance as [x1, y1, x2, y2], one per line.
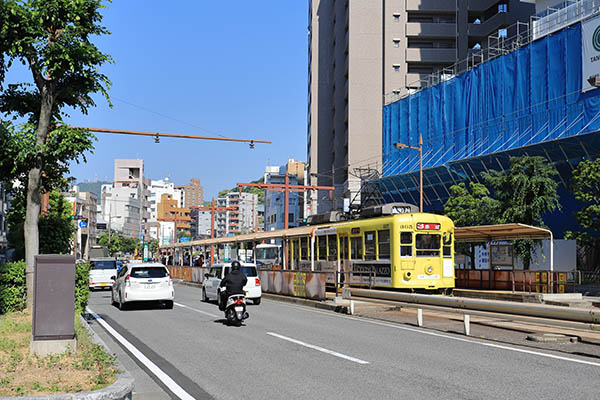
[87, 285, 600, 400]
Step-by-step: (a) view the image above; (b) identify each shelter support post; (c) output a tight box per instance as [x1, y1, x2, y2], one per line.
[417, 308, 423, 327]
[464, 314, 471, 336]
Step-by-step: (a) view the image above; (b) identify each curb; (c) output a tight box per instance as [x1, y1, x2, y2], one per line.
[0, 316, 135, 400]
[173, 280, 349, 313]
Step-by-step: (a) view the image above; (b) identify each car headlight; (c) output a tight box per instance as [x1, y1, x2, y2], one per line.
[426, 266, 434, 274]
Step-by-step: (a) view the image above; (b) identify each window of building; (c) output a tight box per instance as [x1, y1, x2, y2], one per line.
[393, 64, 400, 72]
[393, 13, 400, 22]
[393, 39, 400, 48]
[498, 4, 508, 13]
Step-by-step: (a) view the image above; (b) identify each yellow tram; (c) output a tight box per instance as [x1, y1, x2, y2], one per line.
[288, 207, 455, 293]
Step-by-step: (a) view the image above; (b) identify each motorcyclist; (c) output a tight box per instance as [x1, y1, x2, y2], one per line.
[219, 260, 247, 311]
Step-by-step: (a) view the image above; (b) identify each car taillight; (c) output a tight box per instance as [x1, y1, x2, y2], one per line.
[255, 278, 260, 286]
[125, 274, 130, 286]
[235, 299, 244, 304]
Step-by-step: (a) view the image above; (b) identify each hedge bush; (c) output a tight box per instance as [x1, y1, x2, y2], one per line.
[0, 261, 90, 315]
[0, 261, 27, 314]
[75, 262, 90, 313]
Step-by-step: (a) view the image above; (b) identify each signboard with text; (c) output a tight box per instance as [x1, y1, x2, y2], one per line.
[582, 15, 600, 92]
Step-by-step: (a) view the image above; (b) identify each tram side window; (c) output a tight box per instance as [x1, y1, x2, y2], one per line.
[340, 236, 349, 259]
[350, 237, 363, 260]
[416, 234, 441, 256]
[318, 236, 327, 260]
[300, 237, 308, 260]
[378, 230, 390, 259]
[327, 234, 338, 261]
[443, 232, 453, 258]
[364, 231, 376, 260]
[292, 239, 299, 261]
[400, 232, 412, 257]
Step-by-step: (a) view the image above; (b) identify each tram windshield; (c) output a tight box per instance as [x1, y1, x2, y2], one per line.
[256, 247, 279, 260]
[416, 234, 441, 256]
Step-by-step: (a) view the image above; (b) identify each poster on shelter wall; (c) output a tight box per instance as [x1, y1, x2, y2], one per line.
[582, 15, 600, 92]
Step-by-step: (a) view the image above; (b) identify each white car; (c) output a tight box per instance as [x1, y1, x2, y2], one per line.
[111, 263, 174, 310]
[201, 262, 262, 306]
[89, 258, 117, 290]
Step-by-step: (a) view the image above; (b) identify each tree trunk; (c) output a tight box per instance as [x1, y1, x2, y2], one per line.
[24, 88, 53, 310]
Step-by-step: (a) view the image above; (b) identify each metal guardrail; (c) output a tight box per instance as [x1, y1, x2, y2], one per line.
[342, 288, 600, 335]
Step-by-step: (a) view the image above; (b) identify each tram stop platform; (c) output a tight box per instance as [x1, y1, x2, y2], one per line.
[453, 289, 599, 308]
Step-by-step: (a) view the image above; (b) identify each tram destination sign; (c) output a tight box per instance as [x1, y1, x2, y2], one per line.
[416, 223, 441, 231]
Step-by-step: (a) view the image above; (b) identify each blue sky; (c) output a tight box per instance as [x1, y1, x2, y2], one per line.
[5, 0, 309, 199]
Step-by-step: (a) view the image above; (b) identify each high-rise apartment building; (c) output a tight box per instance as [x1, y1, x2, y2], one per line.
[307, 0, 535, 213]
[176, 178, 204, 208]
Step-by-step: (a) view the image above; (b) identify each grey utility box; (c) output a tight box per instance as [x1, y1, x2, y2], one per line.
[31, 254, 76, 356]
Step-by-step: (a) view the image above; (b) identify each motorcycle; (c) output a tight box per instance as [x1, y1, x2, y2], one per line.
[224, 294, 248, 326]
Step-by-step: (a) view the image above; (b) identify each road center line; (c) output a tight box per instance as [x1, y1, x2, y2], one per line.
[277, 303, 600, 368]
[174, 302, 219, 318]
[86, 307, 197, 400]
[267, 332, 369, 365]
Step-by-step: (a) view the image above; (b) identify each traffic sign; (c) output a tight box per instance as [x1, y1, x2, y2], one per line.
[78, 220, 87, 229]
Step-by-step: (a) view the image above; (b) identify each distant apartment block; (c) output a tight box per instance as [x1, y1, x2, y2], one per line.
[216, 192, 258, 237]
[101, 159, 151, 238]
[157, 193, 191, 243]
[264, 159, 305, 231]
[307, 0, 535, 213]
[176, 178, 204, 209]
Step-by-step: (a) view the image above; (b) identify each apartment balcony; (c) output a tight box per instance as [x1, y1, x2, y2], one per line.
[467, 12, 508, 38]
[405, 48, 456, 63]
[405, 0, 456, 12]
[405, 73, 427, 88]
[467, 0, 500, 12]
[405, 22, 456, 38]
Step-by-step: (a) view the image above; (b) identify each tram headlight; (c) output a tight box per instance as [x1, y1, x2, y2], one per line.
[426, 266, 434, 274]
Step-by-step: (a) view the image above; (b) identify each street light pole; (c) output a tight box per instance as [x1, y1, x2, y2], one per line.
[394, 133, 424, 212]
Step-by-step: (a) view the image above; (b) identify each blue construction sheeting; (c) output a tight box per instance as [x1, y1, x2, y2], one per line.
[382, 22, 600, 177]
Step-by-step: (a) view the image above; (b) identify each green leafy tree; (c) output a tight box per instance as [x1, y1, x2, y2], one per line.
[97, 232, 138, 256]
[0, 0, 112, 309]
[565, 158, 600, 272]
[7, 191, 74, 261]
[483, 156, 561, 269]
[444, 182, 500, 268]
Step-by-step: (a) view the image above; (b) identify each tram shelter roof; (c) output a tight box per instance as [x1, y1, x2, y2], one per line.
[454, 223, 552, 242]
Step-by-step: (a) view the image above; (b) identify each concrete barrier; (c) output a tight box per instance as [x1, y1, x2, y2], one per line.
[259, 270, 326, 300]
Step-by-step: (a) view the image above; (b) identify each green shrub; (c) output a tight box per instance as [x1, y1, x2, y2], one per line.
[75, 263, 90, 314]
[0, 261, 26, 314]
[0, 261, 90, 315]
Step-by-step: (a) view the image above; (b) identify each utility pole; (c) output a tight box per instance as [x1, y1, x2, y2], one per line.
[191, 197, 238, 266]
[237, 172, 335, 269]
[393, 133, 424, 212]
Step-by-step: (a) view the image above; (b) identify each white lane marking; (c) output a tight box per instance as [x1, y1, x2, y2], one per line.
[267, 332, 369, 365]
[86, 307, 196, 400]
[174, 302, 219, 318]
[276, 302, 600, 368]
